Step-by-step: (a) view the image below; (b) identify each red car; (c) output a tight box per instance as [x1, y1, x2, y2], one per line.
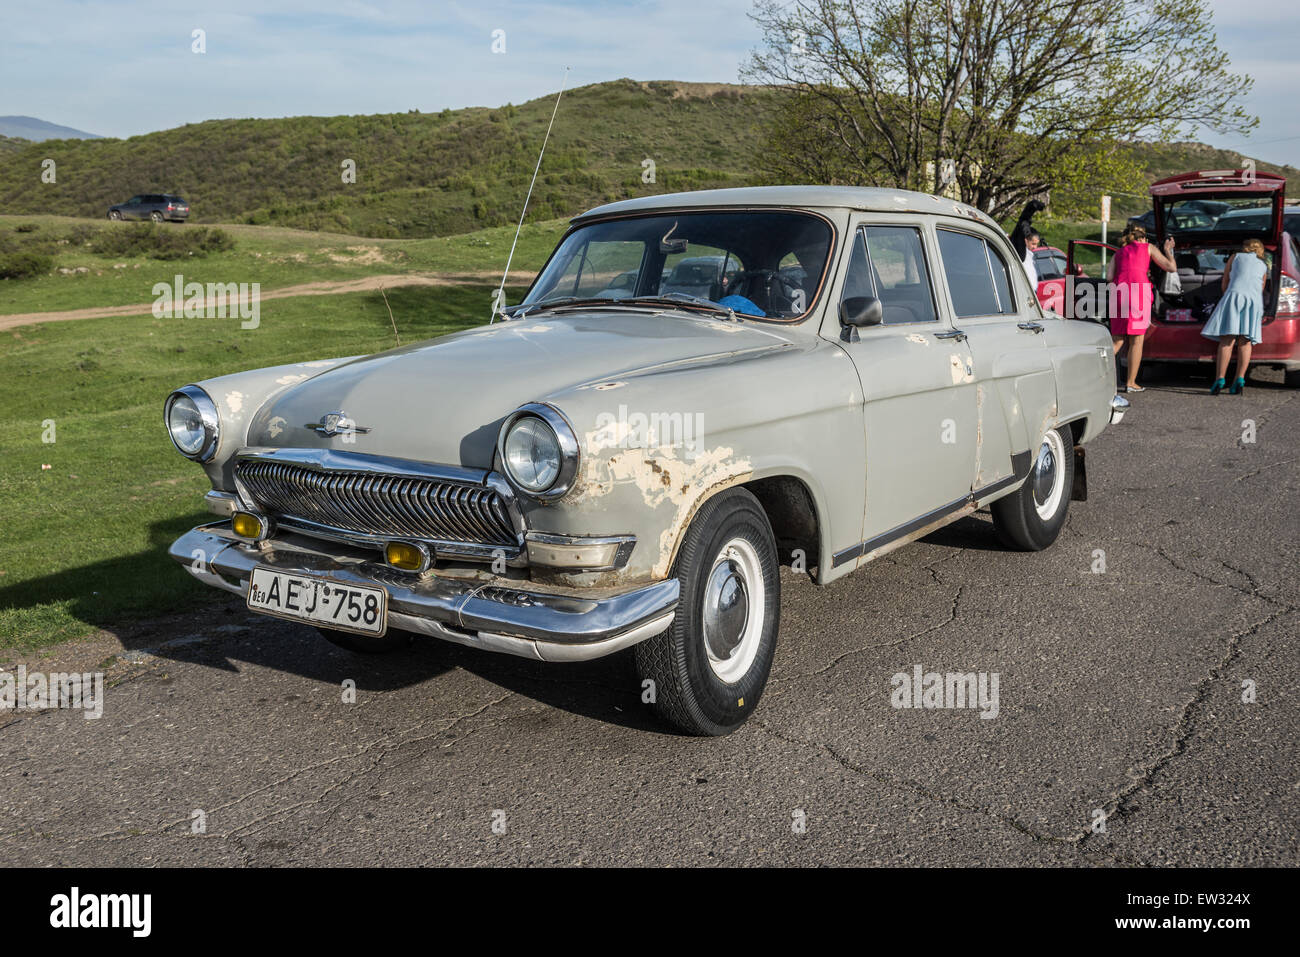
[1039, 170, 1300, 387]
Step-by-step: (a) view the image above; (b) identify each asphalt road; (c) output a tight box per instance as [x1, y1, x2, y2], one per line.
[2, 365, 1297, 866]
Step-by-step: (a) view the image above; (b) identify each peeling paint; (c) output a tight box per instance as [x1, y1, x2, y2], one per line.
[275, 374, 309, 386]
[905, 333, 928, 345]
[267, 416, 286, 439]
[574, 419, 753, 572]
[948, 354, 974, 385]
[223, 391, 244, 414]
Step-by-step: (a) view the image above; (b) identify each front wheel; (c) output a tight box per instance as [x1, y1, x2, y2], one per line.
[991, 425, 1074, 551]
[634, 488, 780, 736]
[108, 210, 122, 221]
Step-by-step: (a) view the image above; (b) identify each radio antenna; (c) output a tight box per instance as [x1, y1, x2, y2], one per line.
[492, 66, 570, 323]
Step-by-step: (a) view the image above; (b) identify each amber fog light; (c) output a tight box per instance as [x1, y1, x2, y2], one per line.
[385, 541, 431, 573]
[232, 511, 268, 541]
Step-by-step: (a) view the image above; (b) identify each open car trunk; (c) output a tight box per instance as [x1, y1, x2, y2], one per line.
[1151, 169, 1286, 326]
[1155, 241, 1280, 325]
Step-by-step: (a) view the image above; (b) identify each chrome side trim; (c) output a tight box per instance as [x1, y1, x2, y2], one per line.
[205, 490, 237, 517]
[524, 532, 636, 571]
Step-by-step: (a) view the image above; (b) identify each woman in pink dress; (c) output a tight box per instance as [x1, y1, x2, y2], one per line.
[1107, 224, 1177, 393]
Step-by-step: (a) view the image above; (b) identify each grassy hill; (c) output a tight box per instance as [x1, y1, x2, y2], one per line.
[0, 79, 1294, 237]
[0, 81, 768, 238]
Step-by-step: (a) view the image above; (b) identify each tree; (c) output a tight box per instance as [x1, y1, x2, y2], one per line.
[743, 0, 1257, 218]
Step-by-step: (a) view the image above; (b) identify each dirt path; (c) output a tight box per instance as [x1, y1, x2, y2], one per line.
[0, 271, 535, 331]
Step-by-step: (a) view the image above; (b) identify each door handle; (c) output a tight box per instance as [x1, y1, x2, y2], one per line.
[1018, 321, 1045, 334]
[935, 329, 967, 342]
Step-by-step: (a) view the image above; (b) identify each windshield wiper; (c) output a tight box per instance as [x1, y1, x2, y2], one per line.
[623, 294, 738, 320]
[507, 296, 617, 319]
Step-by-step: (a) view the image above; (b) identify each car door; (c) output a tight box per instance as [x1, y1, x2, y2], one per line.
[830, 220, 978, 569]
[1064, 239, 1118, 324]
[934, 226, 1055, 494]
[125, 195, 144, 220]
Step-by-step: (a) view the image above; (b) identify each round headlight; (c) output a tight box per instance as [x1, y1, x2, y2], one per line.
[165, 386, 219, 461]
[504, 416, 561, 492]
[498, 404, 579, 501]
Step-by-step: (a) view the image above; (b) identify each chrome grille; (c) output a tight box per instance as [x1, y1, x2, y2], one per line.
[235, 458, 518, 549]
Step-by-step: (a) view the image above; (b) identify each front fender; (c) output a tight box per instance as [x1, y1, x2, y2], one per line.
[521, 336, 865, 585]
[183, 357, 359, 489]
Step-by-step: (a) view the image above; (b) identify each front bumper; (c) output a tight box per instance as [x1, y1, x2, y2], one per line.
[170, 524, 678, 662]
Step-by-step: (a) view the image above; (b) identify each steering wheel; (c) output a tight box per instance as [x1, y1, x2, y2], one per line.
[727, 269, 799, 315]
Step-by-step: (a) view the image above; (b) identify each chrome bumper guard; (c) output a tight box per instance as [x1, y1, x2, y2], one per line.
[1109, 393, 1129, 424]
[170, 524, 678, 662]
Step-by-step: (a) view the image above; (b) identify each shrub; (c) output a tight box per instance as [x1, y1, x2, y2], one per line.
[0, 249, 54, 279]
[89, 223, 234, 259]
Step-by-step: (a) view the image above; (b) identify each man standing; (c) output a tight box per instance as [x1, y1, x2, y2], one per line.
[1022, 230, 1042, 285]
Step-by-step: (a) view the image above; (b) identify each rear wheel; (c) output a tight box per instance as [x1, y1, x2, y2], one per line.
[634, 488, 780, 736]
[1285, 369, 1300, 389]
[150, 211, 164, 223]
[315, 626, 411, 654]
[991, 425, 1074, 551]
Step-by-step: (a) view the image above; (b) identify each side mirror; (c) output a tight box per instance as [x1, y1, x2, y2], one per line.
[839, 296, 883, 338]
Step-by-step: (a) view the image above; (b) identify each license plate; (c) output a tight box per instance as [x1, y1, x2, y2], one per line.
[1166, 308, 1195, 323]
[246, 566, 387, 636]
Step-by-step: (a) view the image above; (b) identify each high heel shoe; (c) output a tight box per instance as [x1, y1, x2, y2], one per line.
[1228, 377, 1245, 395]
[1210, 378, 1225, 395]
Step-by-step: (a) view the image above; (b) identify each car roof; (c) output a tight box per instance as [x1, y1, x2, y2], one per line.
[571, 185, 1002, 231]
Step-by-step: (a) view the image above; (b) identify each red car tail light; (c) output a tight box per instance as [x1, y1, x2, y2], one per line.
[1279, 275, 1299, 316]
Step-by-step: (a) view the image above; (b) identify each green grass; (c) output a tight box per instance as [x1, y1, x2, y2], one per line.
[0, 80, 766, 238]
[0, 215, 566, 314]
[0, 284, 520, 651]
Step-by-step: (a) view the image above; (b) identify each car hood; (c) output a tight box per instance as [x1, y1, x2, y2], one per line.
[245, 310, 798, 468]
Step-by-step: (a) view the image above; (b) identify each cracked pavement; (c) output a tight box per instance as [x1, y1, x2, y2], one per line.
[1, 366, 1296, 866]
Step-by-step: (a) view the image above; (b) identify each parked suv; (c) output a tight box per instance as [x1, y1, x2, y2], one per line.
[107, 194, 190, 223]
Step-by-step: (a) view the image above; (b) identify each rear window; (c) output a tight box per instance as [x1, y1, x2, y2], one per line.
[936, 229, 1017, 317]
[1163, 196, 1274, 236]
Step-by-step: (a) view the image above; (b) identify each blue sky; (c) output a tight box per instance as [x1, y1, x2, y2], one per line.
[3, 0, 1296, 166]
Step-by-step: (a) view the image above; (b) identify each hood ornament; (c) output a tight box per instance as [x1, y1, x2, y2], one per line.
[308, 411, 372, 437]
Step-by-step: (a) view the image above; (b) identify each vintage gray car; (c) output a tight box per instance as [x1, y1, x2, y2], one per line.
[164, 186, 1127, 735]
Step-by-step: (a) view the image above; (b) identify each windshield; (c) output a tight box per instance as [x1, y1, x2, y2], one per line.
[520, 210, 834, 320]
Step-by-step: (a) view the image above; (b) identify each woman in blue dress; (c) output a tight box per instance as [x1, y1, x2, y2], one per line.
[1202, 238, 1269, 394]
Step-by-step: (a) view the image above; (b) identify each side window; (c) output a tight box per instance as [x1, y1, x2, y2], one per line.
[839, 230, 873, 302]
[937, 230, 1016, 318]
[862, 226, 937, 323]
[987, 243, 1014, 312]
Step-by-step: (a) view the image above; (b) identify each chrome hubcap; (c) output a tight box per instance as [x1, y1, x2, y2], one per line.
[701, 538, 765, 684]
[703, 559, 748, 660]
[1031, 429, 1066, 521]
